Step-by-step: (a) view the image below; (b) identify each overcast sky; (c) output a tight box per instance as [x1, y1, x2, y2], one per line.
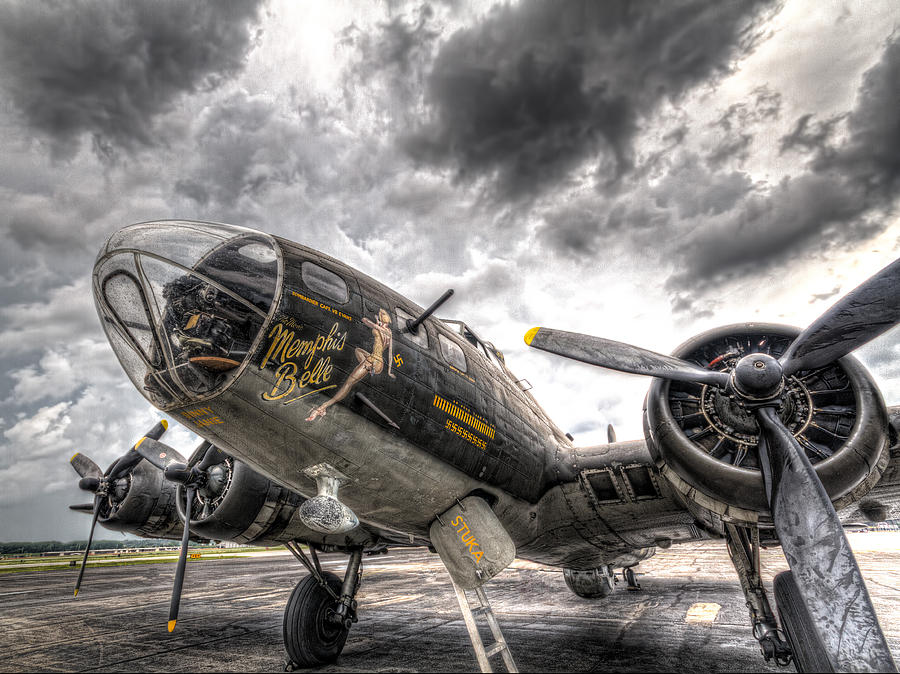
[1, 0, 899, 542]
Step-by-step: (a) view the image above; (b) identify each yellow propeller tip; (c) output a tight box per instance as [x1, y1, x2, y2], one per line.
[524, 327, 541, 346]
[167, 619, 176, 632]
[73, 589, 78, 597]
[70, 452, 80, 463]
[136, 436, 146, 448]
[161, 419, 168, 430]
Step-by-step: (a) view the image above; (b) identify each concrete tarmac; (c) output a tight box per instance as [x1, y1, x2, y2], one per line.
[1, 534, 898, 672]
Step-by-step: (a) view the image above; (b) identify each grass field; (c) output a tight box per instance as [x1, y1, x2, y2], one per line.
[0, 546, 276, 574]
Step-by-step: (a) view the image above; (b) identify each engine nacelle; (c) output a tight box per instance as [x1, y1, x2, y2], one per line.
[175, 447, 370, 547]
[643, 323, 891, 530]
[96, 460, 185, 540]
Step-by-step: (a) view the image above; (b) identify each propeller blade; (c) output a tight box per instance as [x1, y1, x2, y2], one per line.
[196, 443, 225, 472]
[164, 463, 193, 484]
[525, 327, 730, 387]
[755, 407, 896, 671]
[780, 257, 900, 376]
[70, 453, 102, 479]
[78, 476, 101, 492]
[134, 437, 185, 471]
[109, 420, 170, 479]
[73, 494, 101, 598]
[168, 485, 195, 632]
[69, 503, 96, 513]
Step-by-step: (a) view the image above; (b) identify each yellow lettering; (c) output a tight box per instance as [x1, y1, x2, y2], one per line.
[263, 362, 298, 400]
[261, 324, 295, 370]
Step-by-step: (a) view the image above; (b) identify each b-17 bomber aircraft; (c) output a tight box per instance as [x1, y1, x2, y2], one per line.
[68, 220, 900, 672]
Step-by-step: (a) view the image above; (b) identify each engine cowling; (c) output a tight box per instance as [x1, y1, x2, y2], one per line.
[174, 448, 305, 546]
[643, 323, 891, 529]
[95, 460, 185, 540]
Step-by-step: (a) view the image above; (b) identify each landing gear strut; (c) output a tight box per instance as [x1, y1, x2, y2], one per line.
[282, 543, 363, 669]
[623, 567, 641, 591]
[724, 524, 792, 667]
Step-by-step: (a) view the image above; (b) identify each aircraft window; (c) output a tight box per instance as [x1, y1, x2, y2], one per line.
[101, 269, 161, 366]
[439, 334, 467, 373]
[301, 262, 349, 304]
[237, 242, 278, 263]
[396, 307, 428, 347]
[485, 342, 505, 364]
[481, 342, 503, 371]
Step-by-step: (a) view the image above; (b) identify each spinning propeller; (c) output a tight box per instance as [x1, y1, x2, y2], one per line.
[525, 257, 900, 671]
[69, 420, 170, 597]
[135, 436, 225, 632]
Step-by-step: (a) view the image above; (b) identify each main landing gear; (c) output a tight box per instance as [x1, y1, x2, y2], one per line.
[724, 525, 792, 668]
[282, 542, 363, 670]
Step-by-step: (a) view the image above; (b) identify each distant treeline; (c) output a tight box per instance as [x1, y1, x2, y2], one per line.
[0, 539, 213, 554]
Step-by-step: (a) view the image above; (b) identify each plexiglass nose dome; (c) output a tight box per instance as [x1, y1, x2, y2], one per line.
[93, 220, 282, 410]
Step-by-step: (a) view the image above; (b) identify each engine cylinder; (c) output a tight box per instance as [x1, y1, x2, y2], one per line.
[643, 323, 890, 527]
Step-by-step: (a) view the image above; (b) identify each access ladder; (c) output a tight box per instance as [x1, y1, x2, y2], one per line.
[450, 578, 519, 673]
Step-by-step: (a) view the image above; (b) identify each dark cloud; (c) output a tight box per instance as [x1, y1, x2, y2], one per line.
[339, 4, 442, 121]
[669, 173, 869, 290]
[706, 133, 754, 167]
[537, 152, 754, 260]
[174, 93, 343, 210]
[713, 86, 781, 133]
[669, 35, 900, 290]
[819, 35, 900, 197]
[669, 292, 713, 319]
[706, 86, 781, 167]
[341, 5, 440, 79]
[810, 285, 841, 303]
[404, 0, 776, 200]
[0, 0, 263, 159]
[779, 113, 843, 155]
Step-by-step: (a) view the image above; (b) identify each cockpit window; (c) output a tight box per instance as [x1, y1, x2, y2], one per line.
[301, 262, 349, 304]
[439, 334, 468, 373]
[94, 221, 281, 410]
[480, 342, 503, 371]
[101, 269, 162, 367]
[396, 307, 428, 348]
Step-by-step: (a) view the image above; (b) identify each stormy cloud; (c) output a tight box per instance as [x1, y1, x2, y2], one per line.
[669, 34, 900, 289]
[404, 0, 776, 199]
[0, 0, 263, 159]
[1, 1, 898, 543]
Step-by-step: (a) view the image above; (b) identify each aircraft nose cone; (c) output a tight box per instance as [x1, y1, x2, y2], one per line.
[92, 221, 281, 409]
[731, 353, 783, 400]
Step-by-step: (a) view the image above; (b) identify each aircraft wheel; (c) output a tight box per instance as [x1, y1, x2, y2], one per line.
[563, 567, 614, 598]
[283, 571, 349, 668]
[773, 571, 831, 673]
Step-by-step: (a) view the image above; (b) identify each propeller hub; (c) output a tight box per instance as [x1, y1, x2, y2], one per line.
[198, 464, 228, 500]
[731, 353, 784, 401]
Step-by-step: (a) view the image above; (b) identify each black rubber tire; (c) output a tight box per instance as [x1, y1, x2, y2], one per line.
[773, 570, 833, 673]
[283, 572, 349, 668]
[624, 568, 639, 588]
